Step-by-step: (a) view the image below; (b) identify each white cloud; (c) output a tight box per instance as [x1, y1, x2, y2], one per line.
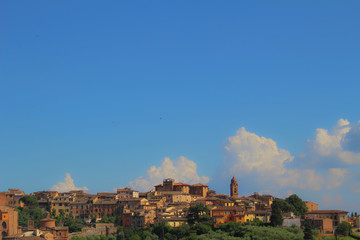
[50, 173, 88, 192]
[224, 127, 294, 177]
[222, 125, 353, 192]
[307, 118, 360, 165]
[129, 156, 210, 192]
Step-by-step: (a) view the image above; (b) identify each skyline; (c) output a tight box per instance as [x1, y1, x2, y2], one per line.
[1, 1, 360, 213]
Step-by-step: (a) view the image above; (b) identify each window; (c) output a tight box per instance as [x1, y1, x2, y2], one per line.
[2, 222, 7, 229]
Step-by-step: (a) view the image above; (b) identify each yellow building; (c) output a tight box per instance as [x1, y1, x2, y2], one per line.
[51, 196, 73, 216]
[244, 212, 255, 222]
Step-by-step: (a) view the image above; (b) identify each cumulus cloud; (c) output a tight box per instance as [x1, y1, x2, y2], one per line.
[50, 173, 88, 192]
[129, 156, 210, 192]
[222, 124, 355, 192]
[307, 119, 360, 165]
[224, 127, 294, 177]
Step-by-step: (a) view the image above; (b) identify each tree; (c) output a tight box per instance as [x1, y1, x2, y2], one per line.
[187, 203, 211, 226]
[270, 204, 283, 227]
[303, 221, 313, 240]
[171, 224, 190, 239]
[335, 221, 352, 236]
[272, 199, 295, 214]
[285, 194, 308, 216]
[152, 220, 172, 239]
[20, 196, 39, 208]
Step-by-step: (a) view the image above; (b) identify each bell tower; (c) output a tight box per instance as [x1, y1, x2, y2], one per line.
[230, 176, 238, 198]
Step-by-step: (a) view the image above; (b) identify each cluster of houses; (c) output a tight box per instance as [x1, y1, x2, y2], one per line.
[1, 177, 359, 240]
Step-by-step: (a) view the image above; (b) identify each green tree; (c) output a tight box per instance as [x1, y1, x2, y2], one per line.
[270, 204, 283, 227]
[273, 199, 295, 213]
[16, 196, 45, 228]
[285, 194, 308, 216]
[153, 220, 172, 239]
[303, 221, 313, 240]
[171, 224, 190, 239]
[20, 196, 39, 208]
[187, 203, 211, 226]
[335, 221, 352, 236]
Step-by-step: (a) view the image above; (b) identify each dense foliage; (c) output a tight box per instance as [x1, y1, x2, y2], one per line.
[72, 223, 305, 240]
[285, 194, 308, 216]
[303, 221, 314, 240]
[335, 221, 352, 237]
[16, 196, 45, 227]
[270, 201, 283, 227]
[272, 194, 308, 217]
[53, 210, 86, 233]
[16, 196, 85, 233]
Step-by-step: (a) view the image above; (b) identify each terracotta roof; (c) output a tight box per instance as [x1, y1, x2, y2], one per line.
[306, 210, 348, 214]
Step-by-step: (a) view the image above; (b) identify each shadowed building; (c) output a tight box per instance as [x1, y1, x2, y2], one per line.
[230, 177, 238, 198]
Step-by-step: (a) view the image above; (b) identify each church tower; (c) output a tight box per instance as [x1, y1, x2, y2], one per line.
[230, 176, 238, 198]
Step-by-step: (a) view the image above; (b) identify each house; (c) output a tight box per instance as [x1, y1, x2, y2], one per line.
[116, 188, 139, 199]
[304, 201, 318, 212]
[0, 206, 21, 240]
[304, 217, 333, 233]
[166, 217, 187, 227]
[91, 200, 118, 219]
[210, 206, 245, 227]
[154, 179, 209, 198]
[305, 210, 348, 227]
[0, 190, 25, 208]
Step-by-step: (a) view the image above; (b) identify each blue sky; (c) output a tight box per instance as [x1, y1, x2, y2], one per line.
[1, 1, 360, 212]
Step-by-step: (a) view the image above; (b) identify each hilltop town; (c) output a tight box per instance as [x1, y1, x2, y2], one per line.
[1, 177, 359, 240]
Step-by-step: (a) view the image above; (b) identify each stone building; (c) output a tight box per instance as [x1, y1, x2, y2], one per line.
[38, 213, 69, 240]
[154, 179, 209, 198]
[304, 201, 318, 212]
[0, 206, 21, 240]
[230, 176, 238, 198]
[116, 188, 139, 199]
[0, 190, 24, 208]
[305, 210, 348, 227]
[190, 184, 208, 198]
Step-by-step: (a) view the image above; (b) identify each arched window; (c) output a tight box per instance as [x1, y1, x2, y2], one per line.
[2, 231, 7, 237]
[2, 222, 7, 229]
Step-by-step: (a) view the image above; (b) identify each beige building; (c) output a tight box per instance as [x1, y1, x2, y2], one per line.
[305, 210, 348, 227]
[0, 206, 21, 240]
[304, 201, 318, 212]
[116, 188, 139, 199]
